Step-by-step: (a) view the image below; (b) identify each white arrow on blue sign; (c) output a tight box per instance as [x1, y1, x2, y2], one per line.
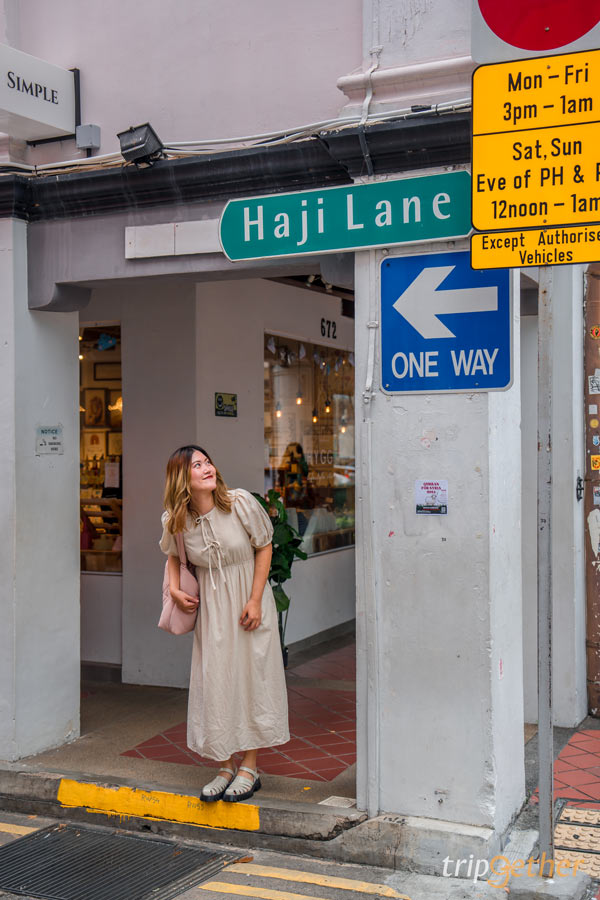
[381, 250, 512, 394]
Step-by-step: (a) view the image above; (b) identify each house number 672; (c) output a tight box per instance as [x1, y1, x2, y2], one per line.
[321, 318, 337, 339]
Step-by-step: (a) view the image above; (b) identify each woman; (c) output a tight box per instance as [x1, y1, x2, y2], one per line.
[160, 445, 289, 802]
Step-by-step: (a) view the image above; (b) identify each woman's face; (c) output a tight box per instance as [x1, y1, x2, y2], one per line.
[190, 450, 217, 494]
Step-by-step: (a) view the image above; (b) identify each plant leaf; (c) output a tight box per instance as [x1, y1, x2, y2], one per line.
[273, 523, 293, 545]
[272, 584, 290, 611]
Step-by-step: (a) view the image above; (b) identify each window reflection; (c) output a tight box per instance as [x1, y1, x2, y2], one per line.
[264, 334, 355, 555]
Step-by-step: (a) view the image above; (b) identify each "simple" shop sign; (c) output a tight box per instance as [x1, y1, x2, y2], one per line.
[0, 43, 75, 140]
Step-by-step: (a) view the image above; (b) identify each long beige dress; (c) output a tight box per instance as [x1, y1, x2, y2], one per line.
[160, 488, 290, 761]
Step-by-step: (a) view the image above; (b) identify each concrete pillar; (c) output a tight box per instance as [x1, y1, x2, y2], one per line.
[355, 242, 524, 844]
[521, 266, 587, 727]
[0, 218, 80, 760]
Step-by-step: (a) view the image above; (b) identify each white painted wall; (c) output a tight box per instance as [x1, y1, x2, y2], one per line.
[355, 236, 524, 829]
[552, 266, 587, 726]
[8, 0, 361, 163]
[0, 218, 80, 760]
[195, 277, 355, 647]
[363, 0, 470, 69]
[82, 280, 197, 687]
[520, 270, 587, 727]
[81, 574, 122, 665]
[82, 276, 355, 683]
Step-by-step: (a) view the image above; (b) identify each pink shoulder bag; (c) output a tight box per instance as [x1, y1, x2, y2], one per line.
[159, 532, 199, 635]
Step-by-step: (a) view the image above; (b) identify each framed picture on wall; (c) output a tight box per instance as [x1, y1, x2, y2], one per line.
[94, 362, 121, 381]
[83, 389, 107, 427]
[108, 432, 123, 456]
[83, 431, 106, 458]
[108, 391, 122, 429]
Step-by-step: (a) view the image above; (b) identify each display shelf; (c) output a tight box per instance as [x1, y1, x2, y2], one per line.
[80, 498, 122, 572]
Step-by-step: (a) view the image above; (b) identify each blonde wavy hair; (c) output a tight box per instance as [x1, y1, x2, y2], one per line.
[163, 445, 232, 534]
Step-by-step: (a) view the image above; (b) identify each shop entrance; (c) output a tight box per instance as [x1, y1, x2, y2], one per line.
[67, 274, 360, 812]
[79, 322, 123, 678]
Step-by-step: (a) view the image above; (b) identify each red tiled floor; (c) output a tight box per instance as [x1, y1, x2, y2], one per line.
[530, 731, 600, 805]
[554, 787, 598, 800]
[554, 759, 577, 773]
[558, 743, 589, 758]
[557, 769, 600, 788]
[120, 642, 358, 781]
[562, 751, 600, 768]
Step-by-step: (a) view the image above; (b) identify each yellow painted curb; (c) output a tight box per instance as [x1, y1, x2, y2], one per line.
[57, 779, 260, 831]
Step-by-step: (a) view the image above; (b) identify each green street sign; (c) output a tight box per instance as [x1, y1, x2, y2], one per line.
[219, 171, 471, 260]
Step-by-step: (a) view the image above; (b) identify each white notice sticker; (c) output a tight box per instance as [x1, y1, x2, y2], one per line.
[35, 424, 63, 455]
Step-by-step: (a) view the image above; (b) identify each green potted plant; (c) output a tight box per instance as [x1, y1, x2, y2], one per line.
[253, 489, 307, 666]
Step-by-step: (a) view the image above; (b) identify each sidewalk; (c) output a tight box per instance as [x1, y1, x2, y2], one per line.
[1, 631, 600, 898]
[44, 634, 357, 807]
[0, 635, 369, 849]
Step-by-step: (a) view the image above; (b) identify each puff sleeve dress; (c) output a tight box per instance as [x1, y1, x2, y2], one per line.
[160, 489, 290, 761]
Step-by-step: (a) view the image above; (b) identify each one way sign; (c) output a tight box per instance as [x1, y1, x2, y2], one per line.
[380, 250, 512, 394]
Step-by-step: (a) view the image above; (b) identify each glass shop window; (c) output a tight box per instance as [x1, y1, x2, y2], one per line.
[79, 324, 123, 573]
[264, 333, 355, 555]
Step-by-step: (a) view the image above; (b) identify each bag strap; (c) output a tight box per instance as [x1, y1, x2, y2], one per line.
[174, 532, 188, 565]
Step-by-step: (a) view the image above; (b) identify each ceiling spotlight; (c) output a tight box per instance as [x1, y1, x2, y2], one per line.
[117, 123, 164, 166]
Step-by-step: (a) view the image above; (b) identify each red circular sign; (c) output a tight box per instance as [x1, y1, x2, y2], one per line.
[478, 0, 600, 51]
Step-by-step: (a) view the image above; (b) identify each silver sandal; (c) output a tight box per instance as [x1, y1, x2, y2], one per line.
[223, 765, 261, 802]
[201, 765, 237, 802]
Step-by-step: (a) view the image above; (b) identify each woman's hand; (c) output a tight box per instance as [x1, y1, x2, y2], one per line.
[240, 596, 262, 631]
[171, 587, 199, 613]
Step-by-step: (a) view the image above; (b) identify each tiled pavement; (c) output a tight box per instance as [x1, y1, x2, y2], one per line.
[121, 643, 357, 782]
[529, 730, 600, 807]
[545, 730, 600, 806]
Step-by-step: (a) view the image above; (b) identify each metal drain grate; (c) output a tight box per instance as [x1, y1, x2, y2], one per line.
[0, 823, 236, 900]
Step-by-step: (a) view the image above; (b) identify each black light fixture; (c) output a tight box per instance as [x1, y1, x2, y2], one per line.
[117, 123, 164, 166]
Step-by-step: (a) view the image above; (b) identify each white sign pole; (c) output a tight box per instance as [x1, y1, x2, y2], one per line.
[537, 266, 554, 870]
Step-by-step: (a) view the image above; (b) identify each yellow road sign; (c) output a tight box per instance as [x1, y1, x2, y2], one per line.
[471, 224, 600, 269]
[473, 49, 600, 135]
[472, 120, 600, 230]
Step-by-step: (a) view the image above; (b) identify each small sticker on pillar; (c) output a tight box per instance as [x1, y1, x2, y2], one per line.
[592, 419, 600, 429]
[591, 326, 600, 339]
[591, 405, 599, 415]
[415, 479, 448, 514]
[594, 486, 600, 506]
[594, 435, 600, 447]
[35, 424, 64, 455]
[592, 456, 600, 471]
[590, 375, 600, 395]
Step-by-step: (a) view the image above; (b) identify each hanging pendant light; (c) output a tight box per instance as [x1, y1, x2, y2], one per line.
[296, 390, 303, 406]
[276, 401, 282, 419]
[325, 397, 331, 414]
[312, 407, 318, 424]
